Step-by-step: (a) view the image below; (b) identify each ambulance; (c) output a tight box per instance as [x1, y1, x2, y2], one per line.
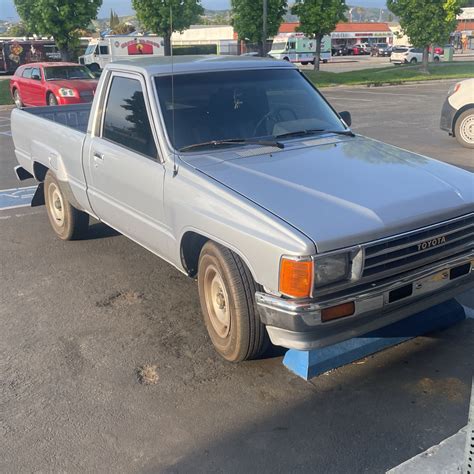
[79, 35, 164, 71]
[269, 33, 331, 64]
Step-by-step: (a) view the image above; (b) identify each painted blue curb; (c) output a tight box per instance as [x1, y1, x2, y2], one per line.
[283, 299, 466, 380]
[0, 186, 37, 210]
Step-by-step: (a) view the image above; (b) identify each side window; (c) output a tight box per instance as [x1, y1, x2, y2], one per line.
[31, 67, 41, 80]
[102, 76, 157, 158]
[99, 45, 109, 55]
[22, 68, 32, 79]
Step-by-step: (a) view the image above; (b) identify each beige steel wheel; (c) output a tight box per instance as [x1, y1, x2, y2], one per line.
[44, 171, 89, 240]
[197, 241, 269, 362]
[455, 109, 474, 149]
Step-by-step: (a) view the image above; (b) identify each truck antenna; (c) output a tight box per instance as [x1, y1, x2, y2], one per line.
[170, 5, 178, 178]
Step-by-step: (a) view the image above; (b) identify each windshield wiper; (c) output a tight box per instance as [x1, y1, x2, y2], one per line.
[275, 129, 355, 139]
[179, 138, 284, 152]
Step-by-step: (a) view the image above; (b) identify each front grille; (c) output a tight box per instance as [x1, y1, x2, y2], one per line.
[362, 214, 474, 280]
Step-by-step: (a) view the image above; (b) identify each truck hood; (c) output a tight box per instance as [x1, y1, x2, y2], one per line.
[184, 136, 474, 252]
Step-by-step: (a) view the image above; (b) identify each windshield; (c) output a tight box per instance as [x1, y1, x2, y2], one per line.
[271, 42, 286, 51]
[85, 44, 97, 55]
[44, 66, 95, 80]
[154, 69, 346, 151]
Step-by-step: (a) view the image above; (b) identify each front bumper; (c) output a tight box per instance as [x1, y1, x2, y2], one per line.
[256, 253, 474, 350]
[440, 97, 456, 134]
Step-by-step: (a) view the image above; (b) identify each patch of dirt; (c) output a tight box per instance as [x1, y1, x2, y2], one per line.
[96, 290, 144, 308]
[405, 377, 468, 402]
[137, 364, 159, 385]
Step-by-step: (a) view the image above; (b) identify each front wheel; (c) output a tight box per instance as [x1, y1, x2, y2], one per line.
[47, 93, 58, 106]
[454, 109, 474, 148]
[44, 171, 89, 240]
[13, 89, 23, 108]
[198, 241, 269, 362]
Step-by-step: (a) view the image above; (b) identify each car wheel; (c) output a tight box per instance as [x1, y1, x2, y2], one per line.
[434, 56, 440, 63]
[283, 57, 289, 62]
[44, 171, 89, 240]
[198, 241, 269, 362]
[322, 59, 328, 63]
[13, 89, 23, 108]
[410, 58, 417, 64]
[454, 108, 474, 149]
[47, 93, 58, 106]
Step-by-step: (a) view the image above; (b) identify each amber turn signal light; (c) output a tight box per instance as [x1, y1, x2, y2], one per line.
[321, 302, 355, 322]
[279, 258, 313, 298]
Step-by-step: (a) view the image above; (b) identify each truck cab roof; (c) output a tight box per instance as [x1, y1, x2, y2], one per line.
[107, 55, 296, 76]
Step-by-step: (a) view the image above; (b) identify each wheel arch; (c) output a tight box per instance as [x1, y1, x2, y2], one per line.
[180, 230, 259, 284]
[452, 103, 474, 136]
[45, 90, 55, 104]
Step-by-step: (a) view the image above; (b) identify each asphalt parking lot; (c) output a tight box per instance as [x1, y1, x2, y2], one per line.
[1, 80, 473, 473]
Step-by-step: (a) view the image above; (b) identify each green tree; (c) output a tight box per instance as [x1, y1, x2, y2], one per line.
[109, 9, 120, 30]
[14, 0, 102, 61]
[292, 0, 347, 70]
[231, 0, 287, 54]
[387, 0, 465, 71]
[132, 0, 204, 56]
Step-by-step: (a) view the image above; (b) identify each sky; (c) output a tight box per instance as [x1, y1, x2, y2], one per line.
[0, 0, 387, 21]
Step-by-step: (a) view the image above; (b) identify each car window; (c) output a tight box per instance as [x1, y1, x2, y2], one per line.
[44, 66, 94, 80]
[155, 69, 346, 151]
[31, 67, 41, 80]
[102, 76, 157, 158]
[22, 68, 32, 79]
[99, 45, 109, 55]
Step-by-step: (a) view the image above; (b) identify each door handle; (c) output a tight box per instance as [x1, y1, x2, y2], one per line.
[93, 152, 104, 164]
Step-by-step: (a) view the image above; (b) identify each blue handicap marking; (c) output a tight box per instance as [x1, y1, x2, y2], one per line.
[0, 186, 37, 210]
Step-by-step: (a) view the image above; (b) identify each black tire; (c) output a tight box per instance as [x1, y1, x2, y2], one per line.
[88, 63, 100, 73]
[13, 89, 23, 108]
[44, 171, 89, 240]
[410, 57, 417, 64]
[283, 56, 289, 62]
[434, 56, 440, 63]
[454, 108, 474, 149]
[47, 92, 58, 106]
[197, 241, 269, 362]
[322, 59, 328, 63]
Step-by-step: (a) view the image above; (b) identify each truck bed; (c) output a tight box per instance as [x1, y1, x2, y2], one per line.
[22, 103, 91, 133]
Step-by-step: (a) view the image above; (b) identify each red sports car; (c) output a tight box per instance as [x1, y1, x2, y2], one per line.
[10, 62, 98, 107]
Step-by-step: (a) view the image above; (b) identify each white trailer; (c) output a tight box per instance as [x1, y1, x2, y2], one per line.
[269, 33, 331, 64]
[79, 35, 164, 71]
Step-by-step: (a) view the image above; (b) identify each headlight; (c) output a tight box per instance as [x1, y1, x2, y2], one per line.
[58, 88, 76, 97]
[314, 253, 350, 287]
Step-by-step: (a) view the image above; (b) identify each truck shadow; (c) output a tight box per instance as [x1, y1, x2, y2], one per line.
[86, 222, 120, 240]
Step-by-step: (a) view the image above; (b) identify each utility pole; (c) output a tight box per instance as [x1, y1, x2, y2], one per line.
[262, 0, 267, 56]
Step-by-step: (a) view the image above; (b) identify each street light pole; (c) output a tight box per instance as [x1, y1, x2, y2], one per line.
[262, 0, 267, 56]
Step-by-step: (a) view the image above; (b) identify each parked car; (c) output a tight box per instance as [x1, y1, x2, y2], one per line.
[10, 62, 98, 108]
[430, 45, 445, 55]
[371, 43, 390, 57]
[358, 43, 371, 54]
[332, 45, 349, 56]
[390, 47, 441, 65]
[10, 57, 474, 362]
[440, 78, 474, 148]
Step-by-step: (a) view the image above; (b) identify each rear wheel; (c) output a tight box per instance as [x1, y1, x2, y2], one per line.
[13, 89, 23, 108]
[44, 171, 89, 240]
[434, 56, 440, 63]
[454, 108, 474, 149]
[410, 57, 417, 64]
[47, 92, 58, 106]
[198, 241, 269, 362]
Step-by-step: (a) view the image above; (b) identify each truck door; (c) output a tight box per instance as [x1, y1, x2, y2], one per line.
[84, 71, 170, 256]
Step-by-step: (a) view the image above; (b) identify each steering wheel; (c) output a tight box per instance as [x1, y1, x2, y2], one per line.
[253, 107, 298, 137]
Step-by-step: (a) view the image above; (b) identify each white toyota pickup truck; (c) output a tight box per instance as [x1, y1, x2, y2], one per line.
[11, 56, 474, 362]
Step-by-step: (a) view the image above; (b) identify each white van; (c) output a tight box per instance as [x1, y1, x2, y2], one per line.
[269, 33, 331, 65]
[79, 35, 164, 71]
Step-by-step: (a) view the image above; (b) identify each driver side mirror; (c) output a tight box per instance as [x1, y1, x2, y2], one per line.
[339, 111, 352, 127]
